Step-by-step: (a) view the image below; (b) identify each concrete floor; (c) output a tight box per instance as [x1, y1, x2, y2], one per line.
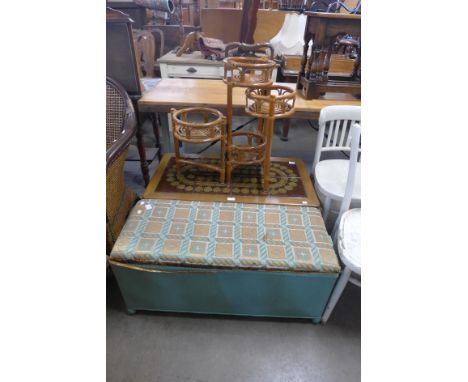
[107, 274, 360, 382]
[108, 117, 360, 382]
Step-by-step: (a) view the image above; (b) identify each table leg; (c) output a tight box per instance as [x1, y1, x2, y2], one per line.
[297, 20, 312, 90]
[157, 112, 173, 153]
[281, 119, 290, 141]
[149, 112, 162, 161]
[135, 112, 150, 186]
[263, 117, 274, 192]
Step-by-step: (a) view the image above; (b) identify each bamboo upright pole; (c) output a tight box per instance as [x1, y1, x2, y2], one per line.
[226, 81, 234, 183]
[262, 95, 276, 192]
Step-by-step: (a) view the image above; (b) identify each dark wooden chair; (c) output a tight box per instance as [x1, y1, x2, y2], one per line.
[106, 77, 139, 255]
[107, 7, 162, 186]
[133, 27, 165, 89]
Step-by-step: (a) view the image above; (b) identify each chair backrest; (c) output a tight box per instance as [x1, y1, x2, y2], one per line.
[106, 7, 142, 97]
[132, 28, 165, 78]
[311, 105, 361, 175]
[106, 77, 137, 168]
[133, 29, 156, 78]
[331, 122, 361, 237]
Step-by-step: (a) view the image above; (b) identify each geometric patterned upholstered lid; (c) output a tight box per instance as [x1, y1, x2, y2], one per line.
[110, 199, 340, 273]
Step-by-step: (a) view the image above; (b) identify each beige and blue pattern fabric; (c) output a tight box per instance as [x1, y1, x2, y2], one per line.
[110, 199, 340, 273]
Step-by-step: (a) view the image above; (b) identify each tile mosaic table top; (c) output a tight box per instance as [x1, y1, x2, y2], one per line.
[143, 154, 320, 207]
[110, 199, 340, 274]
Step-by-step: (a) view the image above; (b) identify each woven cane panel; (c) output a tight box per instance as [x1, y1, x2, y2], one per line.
[111, 199, 340, 273]
[176, 125, 222, 140]
[106, 149, 138, 254]
[106, 82, 127, 150]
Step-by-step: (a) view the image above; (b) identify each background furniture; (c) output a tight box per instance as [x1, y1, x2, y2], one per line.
[107, 7, 162, 185]
[321, 123, 361, 323]
[201, 8, 289, 45]
[224, 41, 274, 59]
[138, 78, 361, 153]
[107, 7, 143, 97]
[159, 51, 225, 78]
[133, 28, 159, 78]
[297, 11, 361, 99]
[311, 105, 361, 229]
[145, 25, 201, 57]
[107, 0, 148, 28]
[106, 77, 139, 255]
[109, 198, 341, 322]
[158, 50, 278, 79]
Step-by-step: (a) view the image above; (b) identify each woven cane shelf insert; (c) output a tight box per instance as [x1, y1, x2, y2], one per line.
[227, 131, 267, 184]
[245, 85, 296, 118]
[223, 56, 276, 87]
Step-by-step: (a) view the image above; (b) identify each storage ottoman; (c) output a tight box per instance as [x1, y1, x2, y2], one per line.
[109, 199, 341, 322]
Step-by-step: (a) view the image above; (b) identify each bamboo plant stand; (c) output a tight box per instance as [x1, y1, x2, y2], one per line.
[169, 57, 297, 191]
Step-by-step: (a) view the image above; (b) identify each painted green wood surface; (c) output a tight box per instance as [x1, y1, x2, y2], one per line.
[111, 264, 338, 321]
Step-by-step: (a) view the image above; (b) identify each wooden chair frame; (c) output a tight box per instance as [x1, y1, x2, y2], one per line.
[171, 107, 227, 183]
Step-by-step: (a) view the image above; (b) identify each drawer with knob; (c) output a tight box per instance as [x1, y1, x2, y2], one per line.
[165, 64, 223, 79]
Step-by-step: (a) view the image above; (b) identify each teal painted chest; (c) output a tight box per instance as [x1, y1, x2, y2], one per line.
[110, 199, 340, 322]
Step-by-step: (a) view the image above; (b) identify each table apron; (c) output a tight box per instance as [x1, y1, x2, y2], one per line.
[138, 104, 320, 120]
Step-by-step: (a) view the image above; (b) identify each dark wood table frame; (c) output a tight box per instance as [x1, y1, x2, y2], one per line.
[297, 12, 361, 99]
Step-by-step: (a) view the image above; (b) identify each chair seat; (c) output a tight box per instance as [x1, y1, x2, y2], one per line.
[337, 208, 361, 273]
[314, 159, 361, 201]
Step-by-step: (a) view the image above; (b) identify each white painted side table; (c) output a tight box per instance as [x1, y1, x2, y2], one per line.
[158, 51, 278, 80]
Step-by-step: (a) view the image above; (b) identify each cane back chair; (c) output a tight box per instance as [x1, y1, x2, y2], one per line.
[106, 77, 139, 255]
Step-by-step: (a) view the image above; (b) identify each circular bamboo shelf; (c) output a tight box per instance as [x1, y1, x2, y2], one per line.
[228, 131, 267, 165]
[223, 56, 276, 87]
[171, 107, 226, 144]
[245, 85, 296, 118]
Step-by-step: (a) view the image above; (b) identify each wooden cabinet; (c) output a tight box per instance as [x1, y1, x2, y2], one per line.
[297, 12, 360, 99]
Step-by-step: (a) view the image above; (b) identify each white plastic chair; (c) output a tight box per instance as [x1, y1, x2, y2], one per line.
[311, 105, 361, 228]
[321, 123, 361, 324]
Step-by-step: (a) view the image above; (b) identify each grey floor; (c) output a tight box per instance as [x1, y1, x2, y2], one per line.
[107, 117, 360, 382]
